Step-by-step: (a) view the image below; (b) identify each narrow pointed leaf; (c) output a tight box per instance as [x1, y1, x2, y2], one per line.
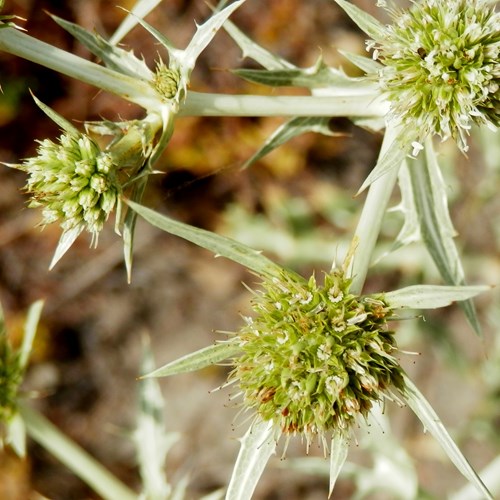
[49, 226, 83, 270]
[135, 336, 174, 499]
[123, 176, 148, 283]
[222, 18, 294, 70]
[385, 285, 490, 310]
[5, 412, 26, 458]
[408, 141, 481, 333]
[51, 15, 153, 79]
[357, 130, 411, 195]
[18, 300, 44, 371]
[333, 0, 386, 42]
[226, 418, 277, 500]
[109, 0, 162, 45]
[127, 14, 180, 61]
[338, 49, 383, 74]
[234, 58, 355, 89]
[141, 342, 241, 379]
[126, 200, 288, 279]
[31, 93, 79, 135]
[243, 116, 335, 169]
[176, 0, 246, 84]
[329, 434, 349, 497]
[401, 375, 493, 500]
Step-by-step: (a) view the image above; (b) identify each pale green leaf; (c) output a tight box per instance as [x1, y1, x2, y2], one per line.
[109, 0, 162, 45]
[51, 15, 153, 80]
[141, 342, 241, 379]
[451, 455, 500, 500]
[234, 57, 355, 89]
[408, 140, 482, 334]
[357, 130, 411, 195]
[123, 177, 148, 283]
[329, 434, 349, 497]
[178, 0, 246, 74]
[222, 18, 294, 70]
[18, 300, 44, 371]
[49, 225, 83, 270]
[333, 0, 386, 42]
[31, 93, 79, 135]
[135, 335, 174, 499]
[243, 116, 335, 169]
[385, 285, 490, 309]
[401, 375, 493, 500]
[226, 418, 277, 500]
[338, 49, 383, 74]
[4, 412, 26, 458]
[392, 162, 421, 249]
[126, 200, 288, 279]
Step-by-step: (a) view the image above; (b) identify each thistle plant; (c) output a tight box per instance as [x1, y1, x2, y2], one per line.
[0, 0, 498, 499]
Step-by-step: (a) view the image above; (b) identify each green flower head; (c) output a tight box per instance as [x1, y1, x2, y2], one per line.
[151, 61, 181, 101]
[229, 269, 405, 445]
[374, 0, 500, 152]
[21, 132, 120, 244]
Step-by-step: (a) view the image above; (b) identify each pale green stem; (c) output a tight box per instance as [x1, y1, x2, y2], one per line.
[19, 403, 137, 500]
[346, 123, 401, 294]
[181, 91, 388, 117]
[0, 26, 158, 110]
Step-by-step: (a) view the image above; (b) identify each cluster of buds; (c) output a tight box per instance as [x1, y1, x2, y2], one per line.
[20, 132, 120, 244]
[229, 269, 405, 445]
[373, 0, 500, 152]
[151, 62, 181, 101]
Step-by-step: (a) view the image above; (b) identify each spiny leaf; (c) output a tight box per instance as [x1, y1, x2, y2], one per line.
[109, 0, 162, 46]
[333, 0, 386, 42]
[126, 200, 289, 279]
[338, 49, 383, 74]
[243, 116, 336, 169]
[226, 418, 277, 500]
[329, 433, 349, 497]
[385, 285, 490, 310]
[234, 57, 355, 89]
[408, 141, 482, 334]
[141, 342, 241, 379]
[51, 15, 152, 80]
[401, 375, 493, 500]
[357, 130, 411, 195]
[222, 18, 294, 70]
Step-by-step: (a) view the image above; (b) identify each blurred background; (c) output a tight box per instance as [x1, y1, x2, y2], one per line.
[0, 0, 499, 498]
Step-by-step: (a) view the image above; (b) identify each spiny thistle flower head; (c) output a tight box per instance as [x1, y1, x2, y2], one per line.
[229, 269, 405, 445]
[151, 62, 181, 101]
[21, 132, 120, 243]
[373, 0, 500, 152]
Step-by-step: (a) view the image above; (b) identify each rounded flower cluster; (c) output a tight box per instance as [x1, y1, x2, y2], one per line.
[151, 62, 181, 101]
[374, 0, 500, 152]
[21, 132, 120, 241]
[229, 270, 405, 442]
